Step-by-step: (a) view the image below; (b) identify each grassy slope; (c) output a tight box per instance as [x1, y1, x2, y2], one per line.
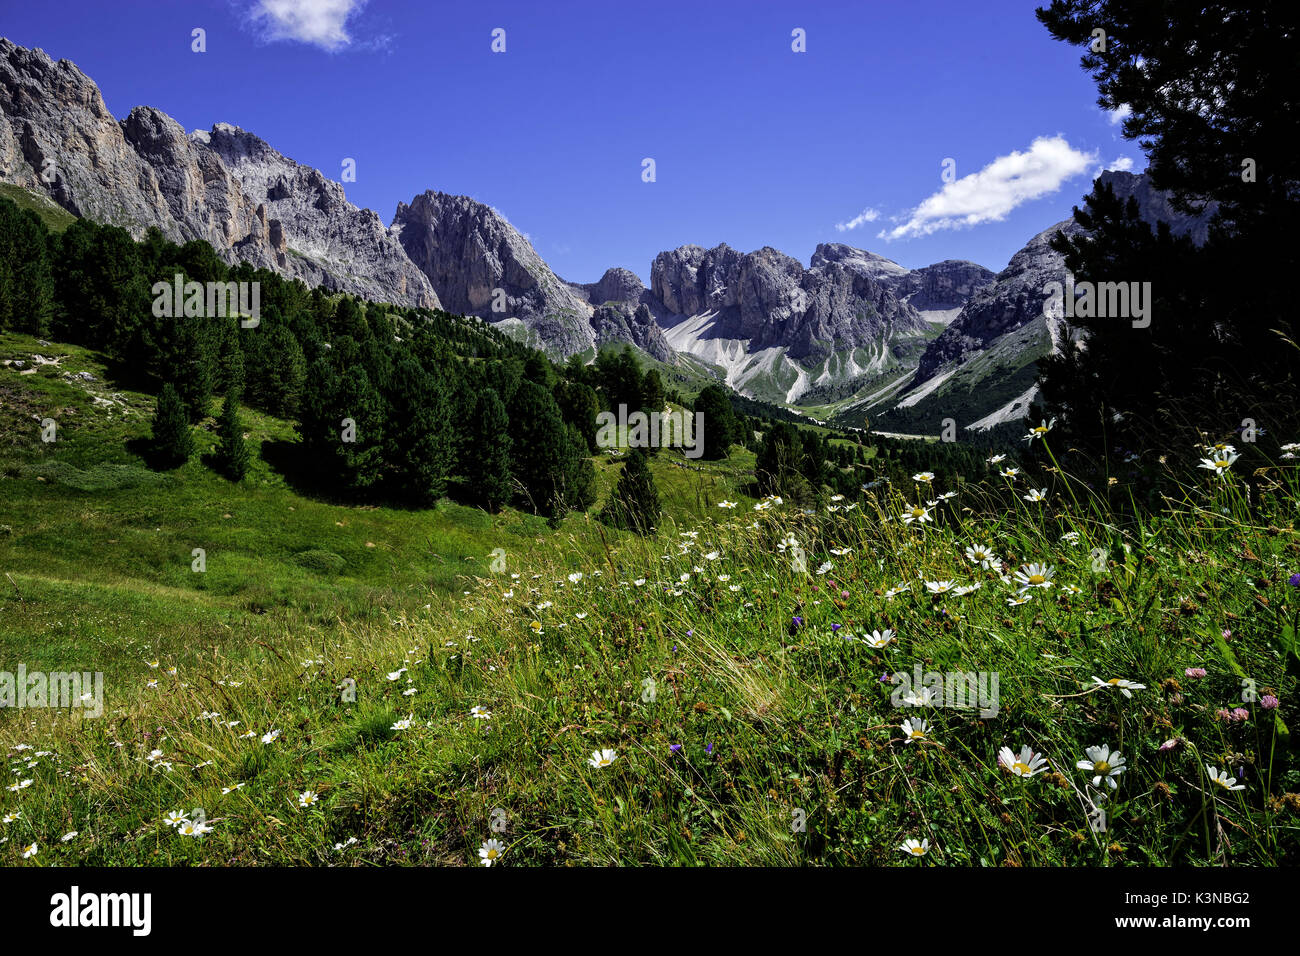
[0, 183, 78, 233]
[1, 332, 1298, 867]
[0, 334, 752, 684]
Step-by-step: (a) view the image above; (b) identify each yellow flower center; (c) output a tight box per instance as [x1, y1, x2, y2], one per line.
[1014, 762, 1032, 774]
[910, 846, 925, 855]
[1028, 574, 1045, 585]
[487, 848, 499, 859]
[1094, 761, 1110, 774]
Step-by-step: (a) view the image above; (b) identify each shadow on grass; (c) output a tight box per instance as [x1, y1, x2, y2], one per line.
[260, 438, 356, 503]
[124, 436, 186, 472]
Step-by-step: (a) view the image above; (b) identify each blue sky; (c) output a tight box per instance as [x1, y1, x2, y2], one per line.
[1, 0, 1141, 283]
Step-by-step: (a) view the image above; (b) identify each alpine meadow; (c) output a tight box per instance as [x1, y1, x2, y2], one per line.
[0, 0, 1298, 900]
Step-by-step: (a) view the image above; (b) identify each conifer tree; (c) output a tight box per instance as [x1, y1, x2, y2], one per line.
[383, 354, 453, 505]
[508, 380, 573, 517]
[464, 388, 513, 511]
[642, 368, 665, 414]
[151, 382, 193, 468]
[601, 448, 660, 535]
[214, 387, 250, 480]
[336, 365, 385, 494]
[694, 385, 738, 460]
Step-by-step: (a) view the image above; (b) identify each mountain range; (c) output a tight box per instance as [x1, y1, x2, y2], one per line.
[0, 38, 1214, 433]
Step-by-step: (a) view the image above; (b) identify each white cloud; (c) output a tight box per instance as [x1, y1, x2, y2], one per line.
[1106, 103, 1133, 126]
[248, 0, 367, 51]
[879, 136, 1095, 241]
[834, 207, 880, 232]
[1090, 154, 1140, 180]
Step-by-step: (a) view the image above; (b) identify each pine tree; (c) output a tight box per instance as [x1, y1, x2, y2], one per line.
[256, 324, 307, 418]
[173, 310, 216, 423]
[1036, 0, 1300, 461]
[756, 421, 804, 497]
[214, 387, 250, 480]
[383, 354, 453, 506]
[507, 380, 572, 517]
[555, 379, 601, 452]
[694, 385, 738, 460]
[601, 448, 660, 535]
[464, 388, 513, 511]
[558, 422, 597, 513]
[336, 365, 386, 494]
[0, 199, 55, 336]
[151, 382, 193, 468]
[215, 322, 245, 397]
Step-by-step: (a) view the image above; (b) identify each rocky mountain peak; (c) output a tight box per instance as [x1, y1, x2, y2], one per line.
[391, 190, 595, 357]
[0, 38, 439, 309]
[580, 267, 646, 305]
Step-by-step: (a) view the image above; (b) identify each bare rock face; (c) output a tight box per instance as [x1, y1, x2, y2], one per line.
[197, 122, 438, 306]
[570, 269, 674, 361]
[0, 40, 172, 229]
[914, 220, 1081, 380]
[887, 259, 996, 312]
[912, 170, 1219, 382]
[1098, 168, 1218, 246]
[589, 302, 675, 362]
[650, 243, 744, 318]
[577, 267, 646, 307]
[0, 38, 439, 309]
[651, 241, 930, 361]
[392, 190, 595, 357]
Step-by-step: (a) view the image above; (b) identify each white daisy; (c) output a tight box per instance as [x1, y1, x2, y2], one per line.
[1206, 764, 1246, 792]
[1091, 676, 1146, 698]
[1198, 453, 1238, 477]
[1013, 563, 1055, 590]
[900, 718, 930, 743]
[1024, 418, 1055, 442]
[999, 744, 1048, 778]
[478, 838, 506, 866]
[901, 505, 932, 525]
[1077, 744, 1126, 789]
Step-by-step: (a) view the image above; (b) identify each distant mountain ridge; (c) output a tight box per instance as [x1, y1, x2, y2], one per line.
[0, 37, 1215, 428]
[852, 169, 1221, 434]
[0, 39, 440, 309]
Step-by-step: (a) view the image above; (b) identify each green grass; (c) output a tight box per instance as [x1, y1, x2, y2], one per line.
[1, 332, 1298, 867]
[0, 183, 78, 233]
